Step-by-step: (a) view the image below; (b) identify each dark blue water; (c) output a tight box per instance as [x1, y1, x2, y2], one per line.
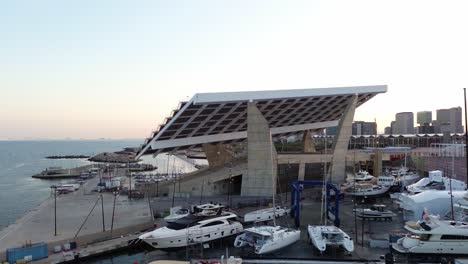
[0, 140, 142, 229]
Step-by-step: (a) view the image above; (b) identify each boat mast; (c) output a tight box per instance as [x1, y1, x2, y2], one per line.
[450, 149, 455, 220]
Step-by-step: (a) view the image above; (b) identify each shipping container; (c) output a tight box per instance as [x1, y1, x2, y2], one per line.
[6, 242, 47, 263]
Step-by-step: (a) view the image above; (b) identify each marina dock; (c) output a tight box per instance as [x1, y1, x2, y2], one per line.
[0, 173, 154, 263]
[31, 165, 93, 179]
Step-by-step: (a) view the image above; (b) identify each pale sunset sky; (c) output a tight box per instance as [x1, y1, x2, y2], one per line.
[1, 0, 467, 139]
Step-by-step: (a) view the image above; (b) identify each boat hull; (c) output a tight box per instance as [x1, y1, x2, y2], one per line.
[307, 225, 354, 253]
[393, 237, 468, 255]
[140, 222, 243, 249]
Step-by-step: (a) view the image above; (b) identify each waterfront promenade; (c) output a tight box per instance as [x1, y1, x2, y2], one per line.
[0, 175, 153, 261]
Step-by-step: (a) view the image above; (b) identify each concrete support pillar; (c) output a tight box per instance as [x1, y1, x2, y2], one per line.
[303, 130, 316, 153]
[202, 143, 234, 168]
[330, 94, 358, 184]
[373, 149, 383, 177]
[298, 162, 306, 181]
[241, 102, 277, 197]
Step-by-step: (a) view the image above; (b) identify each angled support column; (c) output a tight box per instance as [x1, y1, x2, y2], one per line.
[241, 102, 277, 197]
[330, 94, 358, 183]
[303, 130, 316, 153]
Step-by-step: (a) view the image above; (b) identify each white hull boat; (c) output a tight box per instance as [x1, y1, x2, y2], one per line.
[308, 225, 354, 253]
[234, 226, 300, 254]
[406, 170, 466, 195]
[243, 206, 290, 223]
[392, 212, 468, 255]
[346, 170, 374, 182]
[139, 213, 242, 250]
[353, 205, 396, 219]
[346, 183, 390, 197]
[55, 184, 80, 193]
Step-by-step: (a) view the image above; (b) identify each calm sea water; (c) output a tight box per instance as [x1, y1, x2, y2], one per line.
[0, 140, 202, 230]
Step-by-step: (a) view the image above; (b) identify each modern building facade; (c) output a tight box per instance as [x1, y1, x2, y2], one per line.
[417, 111, 432, 125]
[136, 85, 387, 197]
[394, 112, 414, 134]
[352, 121, 377, 135]
[436, 107, 463, 133]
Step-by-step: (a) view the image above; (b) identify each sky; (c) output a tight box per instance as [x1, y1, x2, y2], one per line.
[1, 0, 468, 139]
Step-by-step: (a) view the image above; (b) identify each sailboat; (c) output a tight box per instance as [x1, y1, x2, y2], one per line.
[233, 166, 300, 254]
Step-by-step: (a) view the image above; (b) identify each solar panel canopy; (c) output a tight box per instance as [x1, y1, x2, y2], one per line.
[137, 85, 387, 157]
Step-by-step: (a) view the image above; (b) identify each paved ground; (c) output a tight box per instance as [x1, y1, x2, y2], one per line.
[136, 192, 407, 263]
[0, 175, 152, 256]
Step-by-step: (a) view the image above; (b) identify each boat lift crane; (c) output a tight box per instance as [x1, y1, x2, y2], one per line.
[290, 180, 341, 228]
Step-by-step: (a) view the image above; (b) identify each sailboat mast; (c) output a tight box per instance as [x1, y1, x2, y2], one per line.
[450, 150, 455, 220]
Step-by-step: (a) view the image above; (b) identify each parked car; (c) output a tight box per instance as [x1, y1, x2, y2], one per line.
[128, 191, 144, 199]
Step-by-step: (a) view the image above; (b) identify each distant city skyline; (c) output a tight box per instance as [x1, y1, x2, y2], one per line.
[1, 1, 467, 139]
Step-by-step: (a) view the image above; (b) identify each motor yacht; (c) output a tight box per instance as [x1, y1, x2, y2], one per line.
[346, 170, 374, 182]
[406, 170, 466, 195]
[139, 213, 242, 250]
[353, 204, 396, 219]
[392, 211, 468, 254]
[345, 183, 390, 197]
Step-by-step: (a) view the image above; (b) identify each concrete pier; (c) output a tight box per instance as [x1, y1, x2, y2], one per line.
[0, 175, 153, 262]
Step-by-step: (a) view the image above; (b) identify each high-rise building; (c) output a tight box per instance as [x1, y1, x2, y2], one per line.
[394, 112, 414, 134]
[384, 126, 391, 134]
[390, 121, 396, 134]
[436, 107, 463, 133]
[352, 121, 377, 135]
[417, 111, 432, 125]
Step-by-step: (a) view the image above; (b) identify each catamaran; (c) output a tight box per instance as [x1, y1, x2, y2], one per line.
[307, 225, 354, 254]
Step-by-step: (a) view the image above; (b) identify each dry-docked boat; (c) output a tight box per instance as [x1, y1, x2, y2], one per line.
[307, 225, 354, 254]
[242, 206, 290, 223]
[392, 211, 468, 255]
[139, 213, 242, 250]
[234, 225, 300, 254]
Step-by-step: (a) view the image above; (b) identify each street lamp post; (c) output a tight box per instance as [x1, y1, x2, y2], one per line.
[464, 88, 468, 183]
[227, 166, 232, 208]
[50, 185, 58, 236]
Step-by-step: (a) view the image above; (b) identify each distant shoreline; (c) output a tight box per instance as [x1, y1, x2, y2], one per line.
[46, 155, 90, 159]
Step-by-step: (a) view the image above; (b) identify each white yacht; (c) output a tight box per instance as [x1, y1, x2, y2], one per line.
[139, 213, 242, 250]
[406, 170, 466, 195]
[345, 183, 391, 197]
[353, 204, 396, 219]
[346, 170, 374, 182]
[307, 225, 354, 254]
[234, 225, 300, 254]
[55, 184, 80, 193]
[392, 212, 468, 254]
[242, 206, 290, 223]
